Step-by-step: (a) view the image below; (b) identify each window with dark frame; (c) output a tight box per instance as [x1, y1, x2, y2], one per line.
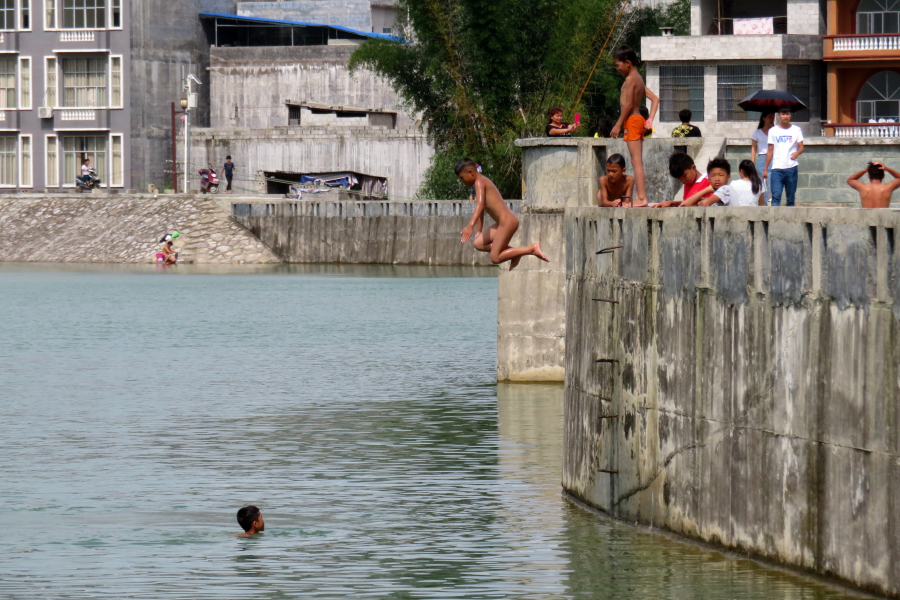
[0, 0, 14, 30]
[288, 105, 301, 126]
[787, 65, 810, 122]
[659, 66, 705, 122]
[63, 0, 105, 29]
[717, 65, 763, 122]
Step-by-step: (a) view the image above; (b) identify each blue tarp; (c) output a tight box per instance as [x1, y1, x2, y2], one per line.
[199, 12, 401, 41]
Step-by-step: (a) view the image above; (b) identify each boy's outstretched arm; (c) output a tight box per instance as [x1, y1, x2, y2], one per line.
[645, 88, 660, 128]
[462, 180, 485, 242]
[681, 185, 714, 206]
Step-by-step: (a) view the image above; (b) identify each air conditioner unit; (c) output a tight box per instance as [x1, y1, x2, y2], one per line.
[38, 107, 53, 119]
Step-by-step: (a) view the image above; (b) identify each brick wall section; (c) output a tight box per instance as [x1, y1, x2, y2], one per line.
[0, 195, 281, 264]
[787, 0, 825, 35]
[724, 142, 900, 206]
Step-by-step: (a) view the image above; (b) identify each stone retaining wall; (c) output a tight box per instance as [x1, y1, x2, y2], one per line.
[232, 199, 520, 265]
[0, 194, 280, 264]
[564, 205, 900, 598]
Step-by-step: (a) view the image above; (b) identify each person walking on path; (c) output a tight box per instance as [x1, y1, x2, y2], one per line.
[751, 112, 775, 205]
[763, 106, 804, 207]
[223, 155, 235, 194]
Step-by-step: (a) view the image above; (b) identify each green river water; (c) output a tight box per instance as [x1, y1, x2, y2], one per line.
[0, 265, 875, 599]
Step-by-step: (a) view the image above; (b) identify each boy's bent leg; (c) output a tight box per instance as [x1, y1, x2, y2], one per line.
[489, 220, 549, 268]
[770, 169, 785, 207]
[784, 166, 799, 207]
[626, 140, 648, 206]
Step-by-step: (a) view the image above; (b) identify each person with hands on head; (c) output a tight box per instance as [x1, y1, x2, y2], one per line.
[597, 154, 635, 207]
[847, 162, 900, 208]
[546, 108, 580, 137]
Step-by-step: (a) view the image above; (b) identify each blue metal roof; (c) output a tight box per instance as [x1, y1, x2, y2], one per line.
[199, 12, 400, 42]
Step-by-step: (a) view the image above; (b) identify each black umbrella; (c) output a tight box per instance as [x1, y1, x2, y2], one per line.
[738, 90, 807, 113]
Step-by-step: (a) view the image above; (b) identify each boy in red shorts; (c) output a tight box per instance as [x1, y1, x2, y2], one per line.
[610, 46, 659, 207]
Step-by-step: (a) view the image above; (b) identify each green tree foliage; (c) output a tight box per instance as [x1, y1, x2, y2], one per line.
[350, 0, 689, 199]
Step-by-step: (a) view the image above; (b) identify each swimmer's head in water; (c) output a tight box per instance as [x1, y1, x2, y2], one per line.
[237, 506, 265, 533]
[455, 158, 480, 186]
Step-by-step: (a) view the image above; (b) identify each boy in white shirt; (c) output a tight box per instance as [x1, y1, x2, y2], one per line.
[762, 106, 804, 207]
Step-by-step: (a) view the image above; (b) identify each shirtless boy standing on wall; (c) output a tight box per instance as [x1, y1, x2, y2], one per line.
[457, 158, 549, 271]
[846, 162, 900, 208]
[609, 46, 659, 207]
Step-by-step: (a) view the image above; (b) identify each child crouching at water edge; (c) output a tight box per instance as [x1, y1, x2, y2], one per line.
[686, 158, 763, 207]
[597, 154, 635, 207]
[236, 506, 265, 537]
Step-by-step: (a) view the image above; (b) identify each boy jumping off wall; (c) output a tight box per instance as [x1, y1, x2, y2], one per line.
[457, 159, 549, 271]
[609, 46, 659, 207]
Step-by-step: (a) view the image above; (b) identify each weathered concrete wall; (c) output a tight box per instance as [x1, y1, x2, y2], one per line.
[725, 138, 900, 207]
[191, 126, 432, 200]
[209, 46, 412, 129]
[130, 0, 237, 191]
[499, 138, 705, 382]
[232, 199, 519, 265]
[564, 206, 900, 598]
[0, 194, 279, 265]
[238, 1, 373, 31]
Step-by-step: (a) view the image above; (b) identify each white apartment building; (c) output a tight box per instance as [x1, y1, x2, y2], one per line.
[642, 0, 825, 138]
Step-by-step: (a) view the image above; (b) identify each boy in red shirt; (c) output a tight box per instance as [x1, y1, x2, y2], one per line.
[653, 153, 713, 207]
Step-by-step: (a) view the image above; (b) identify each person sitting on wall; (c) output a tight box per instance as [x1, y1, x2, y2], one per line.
[847, 162, 900, 208]
[652, 153, 712, 207]
[671, 109, 702, 138]
[688, 157, 764, 207]
[546, 107, 580, 137]
[597, 154, 635, 207]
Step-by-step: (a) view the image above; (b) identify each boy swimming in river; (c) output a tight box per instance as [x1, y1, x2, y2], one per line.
[609, 46, 659, 207]
[236, 506, 265, 537]
[457, 158, 549, 271]
[597, 154, 634, 207]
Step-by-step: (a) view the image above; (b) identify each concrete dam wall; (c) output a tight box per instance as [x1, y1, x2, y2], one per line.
[564, 206, 900, 597]
[232, 199, 521, 265]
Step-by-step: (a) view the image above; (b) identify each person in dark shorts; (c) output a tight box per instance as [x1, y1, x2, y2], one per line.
[223, 155, 235, 194]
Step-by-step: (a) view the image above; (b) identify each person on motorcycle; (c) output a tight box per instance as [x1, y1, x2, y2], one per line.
[81, 159, 92, 184]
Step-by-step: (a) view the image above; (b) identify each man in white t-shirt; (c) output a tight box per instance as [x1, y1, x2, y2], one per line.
[763, 106, 804, 207]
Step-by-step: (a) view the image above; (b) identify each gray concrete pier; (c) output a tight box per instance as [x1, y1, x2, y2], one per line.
[564, 206, 900, 597]
[232, 199, 520, 265]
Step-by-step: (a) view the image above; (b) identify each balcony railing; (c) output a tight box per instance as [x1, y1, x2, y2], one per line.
[60, 31, 95, 42]
[60, 110, 97, 121]
[824, 122, 900, 138]
[827, 34, 900, 51]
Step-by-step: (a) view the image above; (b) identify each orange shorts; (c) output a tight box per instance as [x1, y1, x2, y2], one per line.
[623, 114, 646, 142]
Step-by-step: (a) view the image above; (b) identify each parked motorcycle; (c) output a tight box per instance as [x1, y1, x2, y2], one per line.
[75, 169, 102, 192]
[199, 163, 220, 194]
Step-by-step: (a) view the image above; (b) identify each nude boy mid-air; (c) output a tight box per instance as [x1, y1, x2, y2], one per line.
[457, 159, 549, 271]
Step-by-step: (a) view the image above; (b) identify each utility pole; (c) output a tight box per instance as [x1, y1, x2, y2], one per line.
[183, 70, 202, 192]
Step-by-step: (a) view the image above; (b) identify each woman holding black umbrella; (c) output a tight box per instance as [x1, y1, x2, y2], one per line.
[751, 112, 775, 205]
[739, 90, 807, 207]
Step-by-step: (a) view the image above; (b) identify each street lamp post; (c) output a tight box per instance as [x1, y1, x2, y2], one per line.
[182, 73, 201, 193]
